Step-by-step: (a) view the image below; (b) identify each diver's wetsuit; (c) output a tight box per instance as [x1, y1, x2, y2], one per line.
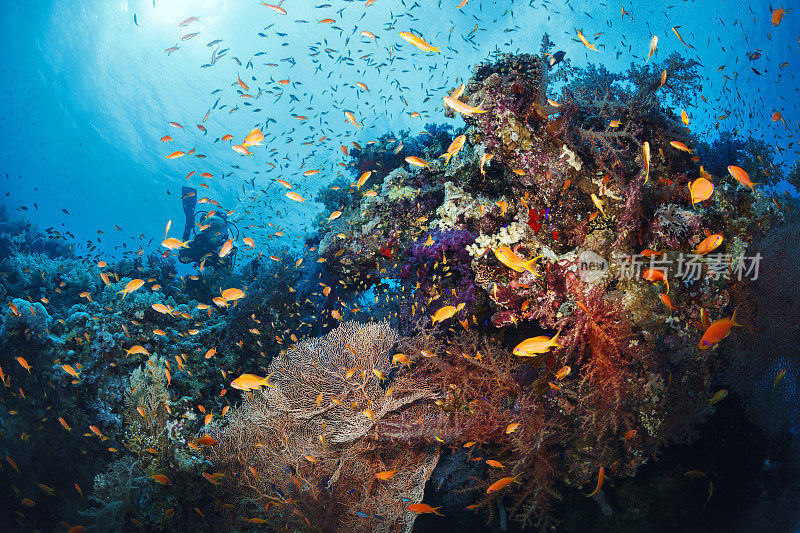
[178, 186, 233, 267]
[179, 215, 232, 266]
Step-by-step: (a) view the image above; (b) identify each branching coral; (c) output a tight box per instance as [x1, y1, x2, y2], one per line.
[550, 283, 634, 445]
[123, 357, 172, 469]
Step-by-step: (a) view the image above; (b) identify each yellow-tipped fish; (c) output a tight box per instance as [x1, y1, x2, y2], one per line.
[431, 303, 465, 325]
[398, 31, 439, 52]
[494, 246, 542, 275]
[513, 329, 563, 357]
[230, 373, 275, 391]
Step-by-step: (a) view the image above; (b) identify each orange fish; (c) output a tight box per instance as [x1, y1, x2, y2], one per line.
[162, 237, 188, 250]
[150, 474, 172, 485]
[230, 373, 274, 391]
[16, 357, 31, 373]
[672, 27, 693, 49]
[554, 365, 571, 380]
[375, 470, 396, 480]
[8, 301, 22, 316]
[263, 4, 287, 15]
[392, 352, 411, 368]
[670, 140, 692, 153]
[118, 279, 144, 299]
[219, 239, 234, 258]
[708, 389, 728, 405]
[642, 268, 669, 294]
[202, 472, 225, 485]
[772, 6, 789, 26]
[286, 191, 305, 203]
[658, 293, 681, 312]
[486, 474, 522, 493]
[242, 129, 264, 147]
[443, 96, 487, 116]
[232, 144, 252, 156]
[221, 288, 245, 301]
[585, 467, 605, 497]
[357, 170, 372, 189]
[486, 459, 505, 469]
[727, 165, 759, 192]
[151, 303, 173, 315]
[62, 365, 80, 379]
[59, 417, 72, 431]
[694, 234, 723, 255]
[699, 306, 741, 350]
[646, 35, 658, 61]
[513, 330, 562, 356]
[689, 177, 714, 206]
[344, 111, 361, 129]
[398, 31, 439, 52]
[494, 246, 541, 275]
[125, 345, 150, 356]
[196, 435, 217, 446]
[407, 503, 443, 515]
[576, 29, 599, 51]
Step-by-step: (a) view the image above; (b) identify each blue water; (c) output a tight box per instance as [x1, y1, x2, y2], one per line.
[2, 0, 796, 258]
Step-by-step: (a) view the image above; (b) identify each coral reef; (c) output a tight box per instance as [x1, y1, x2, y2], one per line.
[0, 35, 795, 533]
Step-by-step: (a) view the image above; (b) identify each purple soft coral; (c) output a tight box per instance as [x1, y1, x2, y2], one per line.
[399, 228, 478, 328]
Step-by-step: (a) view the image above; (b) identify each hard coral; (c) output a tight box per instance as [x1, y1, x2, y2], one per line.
[1, 298, 51, 345]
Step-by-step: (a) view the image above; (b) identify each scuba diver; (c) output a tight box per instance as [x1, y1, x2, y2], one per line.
[178, 186, 238, 269]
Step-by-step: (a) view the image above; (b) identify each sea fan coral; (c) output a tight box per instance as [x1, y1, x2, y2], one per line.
[724, 222, 800, 435]
[209, 321, 442, 533]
